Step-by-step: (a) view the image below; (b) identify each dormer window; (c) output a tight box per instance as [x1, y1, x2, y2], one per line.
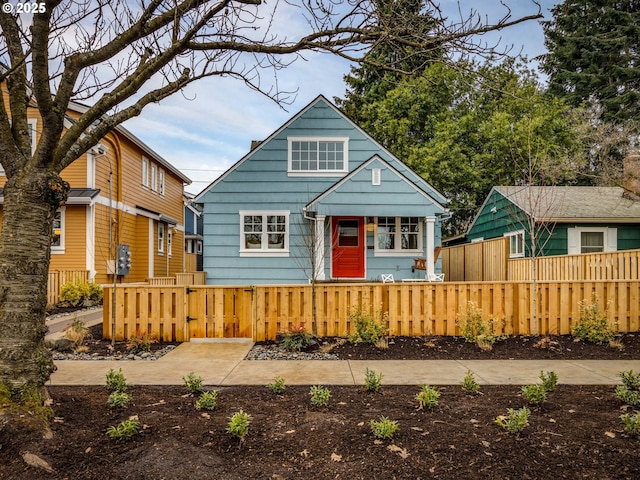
[288, 137, 348, 176]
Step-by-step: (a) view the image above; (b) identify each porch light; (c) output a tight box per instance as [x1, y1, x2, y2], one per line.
[366, 217, 376, 231]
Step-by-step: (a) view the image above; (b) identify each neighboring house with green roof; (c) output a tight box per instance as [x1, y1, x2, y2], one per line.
[466, 186, 640, 259]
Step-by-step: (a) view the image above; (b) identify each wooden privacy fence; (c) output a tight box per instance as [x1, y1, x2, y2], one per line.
[148, 272, 207, 286]
[47, 270, 89, 305]
[442, 238, 640, 282]
[103, 281, 640, 342]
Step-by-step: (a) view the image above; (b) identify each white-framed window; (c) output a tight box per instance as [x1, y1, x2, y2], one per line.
[505, 230, 525, 258]
[240, 210, 290, 256]
[51, 207, 65, 253]
[196, 240, 203, 254]
[167, 229, 173, 257]
[151, 164, 157, 192]
[158, 223, 165, 254]
[375, 216, 422, 255]
[288, 137, 349, 175]
[159, 169, 165, 196]
[567, 227, 617, 254]
[142, 157, 149, 188]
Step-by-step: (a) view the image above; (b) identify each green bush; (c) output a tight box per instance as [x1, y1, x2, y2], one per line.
[521, 384, 548, 405]
[106, 418, 141, 440]
[59, 281, 103, 307]
[620, 370, 640, 391]
[309, 385, 331, 408]
[461, 370, 480, 394]
[615, 386, 640, 406]
[370, 416, 399, 440]
[279, 323, 317, 352]
[195, 390, 218, 411]
[105, 368, 127, 393]
[267, 376, 286, 395]
[620, 411, 640, 436]
[415, 384, 440, 410]
[346, 307, 388, 344]
[227, 410, 252, 441]
[363, 368, 383, 393]
[495, 407, 530, 434]
[183, 372, 204, 394]
[107, 391, 130, 409]
[540, 371, 558, 392]
[571, 294, 616, 343]
[456, 301, 504, 350]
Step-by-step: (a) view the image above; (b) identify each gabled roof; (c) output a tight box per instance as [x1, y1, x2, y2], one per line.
[491, 186, 640, 223]
[194, 95, 447, 205]
[305, 155, 447, 215]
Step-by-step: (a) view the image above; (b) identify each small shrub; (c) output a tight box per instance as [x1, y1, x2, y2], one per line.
[267, 376, 286, 395]
[363, 368, 383, 393]
[59, 281, 103, 307]
[540, 371, 558, 392]
[346, 307, 388, 344]
[456, 301, 503, 350]
[495, 407, 530, 434]
[183, 372, 204, 394]
[571, 294, 616, 344]
[105, 368, 127, 393]
[227, 410, 251, 441]
[620, 411, 640, 436]
[309, 385, 331, 408]
[415, 384, 439, 410]
[106, 417, 141, 440]
[107, 391, 130, 409]
[370, 416, 399, 440]
[126, 329, 157, 354]
[521, 384, 548, 405]
[615, 386, 640, 406]
[620, 370, 640, 391]
[280, 323, 317, 352]
[195, 390, 218, 411]
[461, 370, 480, 394]
[64, 317, 91, 346]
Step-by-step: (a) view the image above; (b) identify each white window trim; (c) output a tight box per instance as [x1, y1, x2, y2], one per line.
[51, 207, 65, 254]
[158, 223, 165, 255]
[141, 157, 149, 188]
[287, 136, 349, 176]
[167, 229, 172, 258]
[239, 210, 290, 257]
[373, 216, 423, 257]
[504, 230, 525, 258]
[28, 118, 37, 155]
[159, 168, 165, 196]
[151, 164, 157, 192]
[567, 226, 617, 254]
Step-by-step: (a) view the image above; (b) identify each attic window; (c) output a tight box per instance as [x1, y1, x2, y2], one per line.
[288, 137, 348, 176]
[372, 168, 381, 185]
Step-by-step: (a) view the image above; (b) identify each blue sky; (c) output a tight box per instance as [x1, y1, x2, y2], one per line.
[124, 0, 559, 195]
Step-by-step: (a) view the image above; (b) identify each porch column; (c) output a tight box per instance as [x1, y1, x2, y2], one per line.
[425, 216, 436, 278]
[314, 215, 326, 281]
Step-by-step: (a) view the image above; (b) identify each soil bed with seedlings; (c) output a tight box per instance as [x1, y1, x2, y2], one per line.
[2, 383, 639, 479]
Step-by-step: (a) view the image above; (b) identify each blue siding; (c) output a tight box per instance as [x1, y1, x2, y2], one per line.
[198, 96, 448, 285]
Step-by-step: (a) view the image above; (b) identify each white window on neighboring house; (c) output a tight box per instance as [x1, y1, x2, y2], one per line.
[51, 208, 65, 253]
[240, 211, 289, 256]
[159, 169, 165, 196]
[142, 157, 149, 187]
[158, 223, 165, 254]
[375, 216, 422, 255]
[167, 229, 172, 257]
[505, 230, 525, 258]
[196, 240, 203, 254]
[151, 164, 157, 192]
[567, 227, 617, 254]
[287, 137, 349, 175]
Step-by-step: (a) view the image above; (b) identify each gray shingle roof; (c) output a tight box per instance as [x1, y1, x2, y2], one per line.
[495, 186, 640, 222]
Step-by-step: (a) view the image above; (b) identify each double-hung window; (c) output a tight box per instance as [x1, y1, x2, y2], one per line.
[376, 217, 421, 254]
[505, 230, 525, 258]
[51, 208, 65, 253]
[288, 137, 348, 175]
[142, 157, 149, 188]
[158, 223, 165, 254]
[240, 211, 289, 256]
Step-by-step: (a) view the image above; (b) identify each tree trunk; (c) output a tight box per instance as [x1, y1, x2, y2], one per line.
[0, 170, 68, 390]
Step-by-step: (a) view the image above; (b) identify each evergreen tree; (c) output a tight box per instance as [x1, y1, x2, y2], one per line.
[540, 0, 640, 127]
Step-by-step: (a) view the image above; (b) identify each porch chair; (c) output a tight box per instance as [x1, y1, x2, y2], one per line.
[380, 273, 395, 283]
[426, 271, 445, 282]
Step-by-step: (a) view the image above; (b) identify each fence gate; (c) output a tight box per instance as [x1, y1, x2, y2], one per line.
[185, 286, 253, 339]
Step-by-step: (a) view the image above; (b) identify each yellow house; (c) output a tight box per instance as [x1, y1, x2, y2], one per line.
[0, 96, 192, 286]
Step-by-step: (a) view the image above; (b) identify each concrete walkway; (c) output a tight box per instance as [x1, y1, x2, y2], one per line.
[48, 339, 640, 387]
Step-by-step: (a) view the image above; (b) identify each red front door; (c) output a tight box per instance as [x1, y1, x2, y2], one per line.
[332, 217, 365, 278]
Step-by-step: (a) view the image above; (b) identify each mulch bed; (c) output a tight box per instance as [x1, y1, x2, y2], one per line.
[2, 384, 639, 479]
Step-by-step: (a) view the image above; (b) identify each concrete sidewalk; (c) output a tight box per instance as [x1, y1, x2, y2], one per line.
[48, 340, 640, 387]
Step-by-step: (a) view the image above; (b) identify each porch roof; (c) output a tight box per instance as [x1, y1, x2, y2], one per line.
[304, 156, 448, 217]
[0, 187, 100, 205]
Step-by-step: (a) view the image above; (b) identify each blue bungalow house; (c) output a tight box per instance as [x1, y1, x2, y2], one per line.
[194, 95, 449, 284]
